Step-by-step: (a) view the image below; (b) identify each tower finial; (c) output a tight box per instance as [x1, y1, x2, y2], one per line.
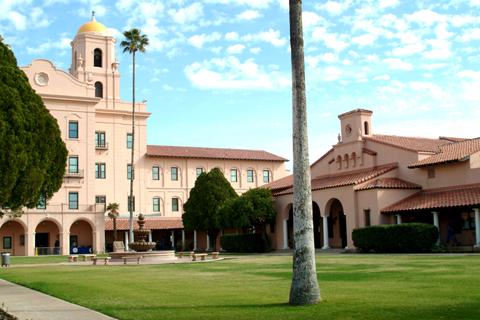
[91, 10, 95, 21]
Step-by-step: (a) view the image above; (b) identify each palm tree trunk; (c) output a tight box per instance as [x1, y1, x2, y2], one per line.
[288, 0, 321, 305]
[113, 217, 117, 241]
[128, 51, 136, 244]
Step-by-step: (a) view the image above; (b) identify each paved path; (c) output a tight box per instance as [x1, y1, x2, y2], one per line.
[0, 279, 116, 320]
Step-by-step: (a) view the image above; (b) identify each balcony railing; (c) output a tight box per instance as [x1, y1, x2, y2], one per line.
[95, 142, 108, 150]
[64, 169, 84, 178]
[27, 203, 105, 213]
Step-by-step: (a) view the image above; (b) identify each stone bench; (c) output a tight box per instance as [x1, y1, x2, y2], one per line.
[81, 254, 96, 262]
[92, 257, 111, 265]
[211, 252, 220, 259]
[122, 256, 143, 265]
[178, 251, 195, 258]
[68, 255, 79, 262]
[192, 253, 207, 261]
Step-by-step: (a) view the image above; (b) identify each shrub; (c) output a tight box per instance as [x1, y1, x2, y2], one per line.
[220, 233, 271, 253]
[352, 223, 439, 253]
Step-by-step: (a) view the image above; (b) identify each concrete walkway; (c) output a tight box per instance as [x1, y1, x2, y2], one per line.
[0, 279, 116, 320]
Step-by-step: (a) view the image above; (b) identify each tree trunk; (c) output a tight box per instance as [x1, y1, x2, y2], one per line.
[128, 51, 136, 244]
[113, 217, 117, 241]
[288, 0, 321, 305]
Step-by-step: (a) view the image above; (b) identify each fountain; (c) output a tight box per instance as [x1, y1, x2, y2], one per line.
[109, 214, 177, 263]
[128, 214, 156, 251]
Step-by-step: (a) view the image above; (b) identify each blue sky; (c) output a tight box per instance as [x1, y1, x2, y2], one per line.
[1, 0, 480, 168]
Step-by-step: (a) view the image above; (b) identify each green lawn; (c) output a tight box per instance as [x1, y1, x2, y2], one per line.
[1, 254, 479, 320]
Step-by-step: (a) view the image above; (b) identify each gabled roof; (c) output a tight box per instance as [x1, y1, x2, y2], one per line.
[105, 217, 183, 231]
[381, 183, 480, 213]
[354, 178, 422, 191]
[365, 134, 454, 153]
[146, 145, 287, 162]
[408, 138, 480, 168]
[271, 163, 398, 196]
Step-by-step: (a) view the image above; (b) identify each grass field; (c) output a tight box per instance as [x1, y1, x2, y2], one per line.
[1, 254, 479, 320]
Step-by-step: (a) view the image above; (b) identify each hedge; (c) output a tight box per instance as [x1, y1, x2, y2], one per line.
[352, 223, 439, 253]
[220, 233, 271, 253]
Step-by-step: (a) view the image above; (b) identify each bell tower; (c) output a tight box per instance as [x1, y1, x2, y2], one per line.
[338, 109, 373, 143]
[70, 12, 120, 104]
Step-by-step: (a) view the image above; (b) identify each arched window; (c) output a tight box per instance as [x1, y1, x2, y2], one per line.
[351, 152, 357, 167]
[94, 48, 102, 67]
[336, 155, 342, 169]
[364, 121, 369, 135]
[94, 82, 103, 98]
[343, 154, 349, 169]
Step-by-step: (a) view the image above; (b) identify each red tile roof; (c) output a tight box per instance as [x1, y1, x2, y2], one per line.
[105, 217, 183, 231]
[381, 184, 480, 213]
[271, 163, 398, 196]
[408, 138, 480, 168]
[146, 145, 287, 162]
[354, 178, 422, 191]
[366, 134, 453, 153]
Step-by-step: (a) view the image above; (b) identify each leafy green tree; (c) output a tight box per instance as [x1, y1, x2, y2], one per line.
[183, 168, 237, 250]
[221, 188, 276, 234]
[0, 38, 67, 216]
[120, 28, 149, 243]
[288, 0, 321, 305]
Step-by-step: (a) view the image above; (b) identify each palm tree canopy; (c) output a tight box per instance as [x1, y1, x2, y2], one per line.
[106, 202, 120, 219]
[120, 28, 149, 54]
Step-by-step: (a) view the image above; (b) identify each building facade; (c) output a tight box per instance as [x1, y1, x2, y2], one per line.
[0, 17, 288, 256]
[268, 109, 480, 251]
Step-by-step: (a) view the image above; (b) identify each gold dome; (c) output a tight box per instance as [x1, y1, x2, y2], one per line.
[77, 17, 107, 34]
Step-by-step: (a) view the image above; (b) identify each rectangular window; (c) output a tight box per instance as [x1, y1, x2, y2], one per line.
[128, 196, 135, 212]
[127, 133, 133, 149]
[196, 167, 204, 177]
[153, 197, 160, 212]
[364, 209, 371, 227]
[69, 192, 79, 210]
[152, 166, 160, 180]
[95, 195, 106, 205]
[247, 169, 254, 183]
[230, 169, 238, 182]
[171, 167, 178, 181]
[127, 164, 134, 180]
[68, 156, 78, 173]
[3, 236, 12, 250]
[68, 121, 78, 139]
[95, 131, 106, 148]
[172, 198, 179, 212]
[95, 163, 106, 179]
[37, 194, 46, 209]
[263, 170, 270, 183]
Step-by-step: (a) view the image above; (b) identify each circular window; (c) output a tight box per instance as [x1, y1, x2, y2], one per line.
[345, 124, 352, 136]
[34, 72, 49, 86]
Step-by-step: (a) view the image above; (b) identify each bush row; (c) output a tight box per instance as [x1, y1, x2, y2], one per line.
[352, 223, 438, 253]
[220, 233, 271, 253]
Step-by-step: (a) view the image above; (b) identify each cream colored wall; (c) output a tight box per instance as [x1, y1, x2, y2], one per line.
[143, 157, 287, 217]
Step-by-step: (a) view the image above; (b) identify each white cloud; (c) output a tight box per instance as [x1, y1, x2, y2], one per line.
[391, 43, 425, 56]
[168, 2, 203, 24]
[184, 56, 289, 90]
[318, 1, 351, 16]
[352, 33, 377, 46]
[383, 58, 413, 70]
[236, 10, 262, 20]
[188, 32, 222, 48]
[250, 47, 261, 54]
[423, 39, 451, 60]
[205, 0, 274, 9]
[407, 9, 445, 26]
[312, 27, 349, 51]
[305, 52, 338, 68]
[243, 29, 287, 47]
[379, 0, 399, 9]
[26, 34, 71, 55]
[373, 74, 391, 81]
[225, 32, 239, 41]
[226, 44, 245, 54]
[409, 81, 444, 99]
[303, 11, 321, 28]
[8, 11, 27, 30]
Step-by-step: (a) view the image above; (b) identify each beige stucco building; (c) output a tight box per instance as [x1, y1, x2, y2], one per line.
[0, 17, 288, 256]
[268, 109, 480, 251]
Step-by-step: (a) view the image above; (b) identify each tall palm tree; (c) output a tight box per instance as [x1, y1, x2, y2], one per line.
[288, 0, 321, 305]
[120, 29, 149, 244]
[106, 202, 120, 241]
